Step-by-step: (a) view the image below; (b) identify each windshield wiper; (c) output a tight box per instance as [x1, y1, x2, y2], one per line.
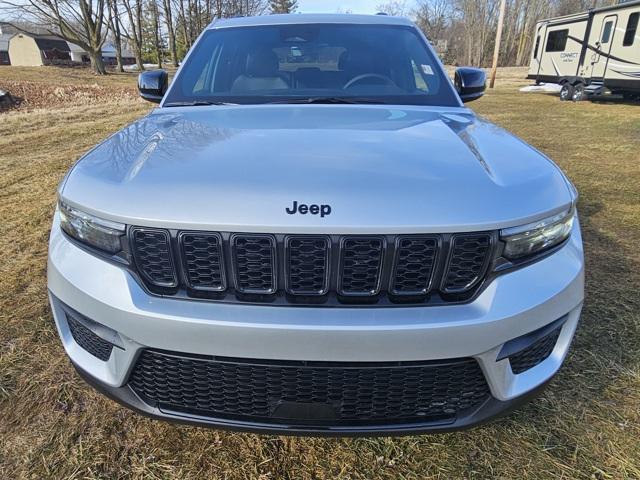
[164, 100, 238, 107]
[266, 97, 387, 105]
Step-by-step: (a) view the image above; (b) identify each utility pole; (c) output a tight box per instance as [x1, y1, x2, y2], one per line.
[489, 0, 507, 89]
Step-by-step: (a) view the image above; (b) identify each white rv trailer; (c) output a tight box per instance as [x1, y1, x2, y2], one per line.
[527, 0, 640, 101]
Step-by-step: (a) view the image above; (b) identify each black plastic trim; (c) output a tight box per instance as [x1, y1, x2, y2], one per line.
[441, 232, 495, 295]
[230, 233, 278, 295]
[284, 235, 332, 296]
[337, 236, 387, 297]
[129, 227, 179, 289]
[497, 314, 568, 361]
[389, 235, 441, 296]
[178, 231, 227, 293]
[66, 315, 114, 361]
[71, 359, 556, 436]
[60, 301, 125, 350]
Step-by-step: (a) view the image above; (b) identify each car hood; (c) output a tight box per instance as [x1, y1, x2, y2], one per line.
[62, 104, 573, 233]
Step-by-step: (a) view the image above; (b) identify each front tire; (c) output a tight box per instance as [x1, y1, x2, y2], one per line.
[560, 83, 574, 101]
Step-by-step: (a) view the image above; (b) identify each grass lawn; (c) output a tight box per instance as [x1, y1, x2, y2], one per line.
[0, 66, 639, 479]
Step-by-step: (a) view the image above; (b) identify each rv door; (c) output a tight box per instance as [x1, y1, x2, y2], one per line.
[591, 15, 618, 79]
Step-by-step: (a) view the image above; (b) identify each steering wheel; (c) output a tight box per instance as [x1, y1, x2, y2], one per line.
[344, 73, 395, 90]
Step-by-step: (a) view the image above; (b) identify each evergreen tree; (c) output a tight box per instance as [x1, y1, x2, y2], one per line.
[269, 0, 297, 14]
[141, 0, 167, 65]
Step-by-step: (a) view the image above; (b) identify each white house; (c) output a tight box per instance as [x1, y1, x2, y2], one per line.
[68, 41, 136, 66]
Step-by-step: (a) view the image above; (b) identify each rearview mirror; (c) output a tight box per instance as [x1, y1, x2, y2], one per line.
[454, 67, 486, 103]
[138, 70, 168, 104]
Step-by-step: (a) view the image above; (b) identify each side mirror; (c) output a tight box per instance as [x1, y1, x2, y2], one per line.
[454, 67, 486, 103]
[138, 70, 168, 104]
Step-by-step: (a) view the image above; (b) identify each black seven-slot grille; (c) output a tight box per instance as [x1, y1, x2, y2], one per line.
[129, 229, 495, 305]
[129, 350, 490, 426]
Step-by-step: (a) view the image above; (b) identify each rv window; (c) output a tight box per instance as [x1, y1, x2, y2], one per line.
[534, 36, 541, 59]
[546, 29, 568, 52]
[601, 21, 613, 44]
[623, 12, 639, 46]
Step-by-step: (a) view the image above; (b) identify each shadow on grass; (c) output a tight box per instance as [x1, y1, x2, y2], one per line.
[0, 92, 23, 112]
[589, 96, 640, 106]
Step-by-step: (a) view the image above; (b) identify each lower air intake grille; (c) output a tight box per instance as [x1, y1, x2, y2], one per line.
[129, 350, 491, 426]
[509, 328, 561, 374]
[66, 313, 113, 361]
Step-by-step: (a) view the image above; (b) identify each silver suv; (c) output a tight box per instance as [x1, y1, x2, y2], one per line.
[48, 14, 584, 435]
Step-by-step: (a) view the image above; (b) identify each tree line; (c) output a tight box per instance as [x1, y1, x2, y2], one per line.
[0, 0, 297, 74]
[0, 0, 619, 75]
[377, 0, 618, 67]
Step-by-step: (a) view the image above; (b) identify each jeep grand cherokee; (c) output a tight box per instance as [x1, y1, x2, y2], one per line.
[48, 14, 584, 435]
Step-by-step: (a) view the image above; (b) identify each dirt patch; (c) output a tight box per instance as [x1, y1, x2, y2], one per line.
[0, 80, 139, 112]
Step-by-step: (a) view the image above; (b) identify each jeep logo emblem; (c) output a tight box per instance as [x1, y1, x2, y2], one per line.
[286, 201, 332, 218]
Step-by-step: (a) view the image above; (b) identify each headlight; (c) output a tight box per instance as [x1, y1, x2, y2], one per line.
[501, 207, 575, 260]
[59, 200, 125, 253]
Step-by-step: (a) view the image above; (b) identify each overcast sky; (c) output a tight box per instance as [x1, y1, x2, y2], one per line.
[297, 0, 414, 14]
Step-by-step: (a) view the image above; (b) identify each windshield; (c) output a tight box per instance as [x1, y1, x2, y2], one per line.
[164, 23, 460, 107]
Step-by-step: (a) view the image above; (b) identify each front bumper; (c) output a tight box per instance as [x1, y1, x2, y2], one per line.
[48, 217, 584, 435]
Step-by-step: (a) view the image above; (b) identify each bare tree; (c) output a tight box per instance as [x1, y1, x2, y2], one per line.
[107, 0, 125, 72]
[174, 0, 191, 51]
[375, 0, 408, 16]
[122, 0, 145, 69]
[414, 0, 452, 41]
[149, 0, 162, 68]
[2, 0, 109, 74]
[162, 0, 179, 66]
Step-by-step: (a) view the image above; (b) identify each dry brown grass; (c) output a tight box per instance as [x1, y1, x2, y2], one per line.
[0, 65, 142, 87]
[0, 66, 639, 479]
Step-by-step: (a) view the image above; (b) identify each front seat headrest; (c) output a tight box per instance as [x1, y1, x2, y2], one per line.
[245, 49, 281, 78]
